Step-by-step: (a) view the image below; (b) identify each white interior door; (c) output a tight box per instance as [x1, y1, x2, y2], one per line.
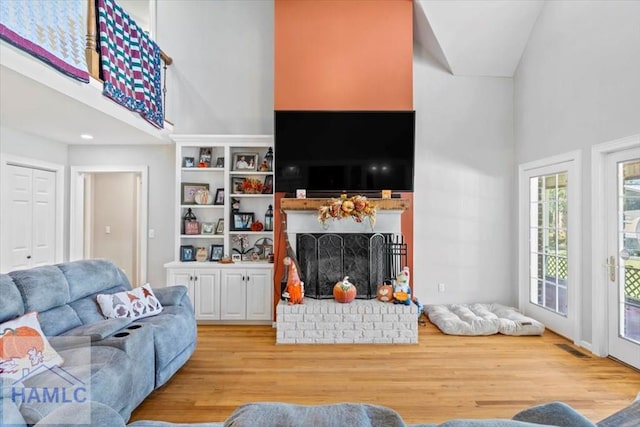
[519, 153, 581, 342]
[31, 168, 56, 267]
[606, 148, 640, 368]
[1, 165, 55, 271]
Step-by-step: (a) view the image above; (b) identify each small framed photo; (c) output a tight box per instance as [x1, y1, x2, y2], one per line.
[262, 175, 273, 194]
[215, 157, 224, 168]
[233, 152, 259, 171]
[296, 189, 306, 199]
[201, 222, 215, 234]
[231, 177, 244, 194]
[231, 254, 242, 262]
[215, 218, 225, 234]
[209, 244, 224, 261]
[181, 183, 209, 204]
[232, 212, 254, 230]
[180, 245, 195, 262]
[199, 147, 212, 167]
[214, 188, 225, 205]
[182, 157, 195, 168]
[184, 221, 200, 235]
[263, 245, 273, 260]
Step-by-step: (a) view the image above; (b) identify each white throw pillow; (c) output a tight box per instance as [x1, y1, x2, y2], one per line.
[0, 312, 64, 380]
[96, 284, 163, 320]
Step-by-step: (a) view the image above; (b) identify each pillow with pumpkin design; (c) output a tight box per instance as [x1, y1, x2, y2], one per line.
[0, 311, 64, 380]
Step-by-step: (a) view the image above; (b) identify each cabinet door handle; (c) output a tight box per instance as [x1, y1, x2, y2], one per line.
[26, 255, 31, 259]
[246, 275, 250, 282]
[194, 276, 198, 282]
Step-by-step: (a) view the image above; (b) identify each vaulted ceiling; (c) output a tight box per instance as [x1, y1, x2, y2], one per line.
[414, 0, 544, 77]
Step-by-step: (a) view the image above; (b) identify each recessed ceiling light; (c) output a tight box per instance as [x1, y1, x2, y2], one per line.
[80, 134, 94, 140]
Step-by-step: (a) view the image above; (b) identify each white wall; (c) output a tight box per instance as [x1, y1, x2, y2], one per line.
[156, 0, 274, 134]
[514, 0, 640, 345]
[90, 173, 138, 285]
[412, 45, 515, 305]
[0, 127, 68, 165]
[68, 145, 174, 287]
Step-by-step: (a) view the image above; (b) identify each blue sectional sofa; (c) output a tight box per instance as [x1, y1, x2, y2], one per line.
[0, 259, 197, 426]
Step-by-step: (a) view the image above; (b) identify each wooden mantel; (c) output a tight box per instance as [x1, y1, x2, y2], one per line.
[280, 198, 411, 211]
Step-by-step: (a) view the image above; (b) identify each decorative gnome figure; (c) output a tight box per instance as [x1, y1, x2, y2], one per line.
[393, 266, 412, 305]
[283, 257, 304, 305]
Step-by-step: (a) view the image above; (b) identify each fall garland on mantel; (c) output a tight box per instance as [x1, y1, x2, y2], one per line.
[317, 195, 376, 227]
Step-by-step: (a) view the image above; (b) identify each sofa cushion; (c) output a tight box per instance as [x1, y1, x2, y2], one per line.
[37, 304, 83, 336]
[0, 274, 24, 323]
[512, 402, 596, 426]
[0, 312, 64, 380]
[58, 259, 131, 301]
[223, 402, 406, 427]
[8, 266, 70, 313]
[97, 284, 163, 321]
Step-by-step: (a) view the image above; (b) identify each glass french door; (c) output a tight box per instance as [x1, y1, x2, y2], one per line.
[607, 149, 640, 368]
[520, 155, 579, 341]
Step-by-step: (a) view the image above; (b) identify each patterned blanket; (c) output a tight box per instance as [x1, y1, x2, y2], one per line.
[98, 0, 164, 128]
[0, 0, 89, 82]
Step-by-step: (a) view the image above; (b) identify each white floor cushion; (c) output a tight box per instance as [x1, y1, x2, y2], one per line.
[425, 303, 545, 336]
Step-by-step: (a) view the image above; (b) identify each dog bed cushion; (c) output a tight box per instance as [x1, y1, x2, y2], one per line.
[425, 303, 545, 336]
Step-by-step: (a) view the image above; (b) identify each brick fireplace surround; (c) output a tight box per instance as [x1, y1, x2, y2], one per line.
[277, 198, 417, 344]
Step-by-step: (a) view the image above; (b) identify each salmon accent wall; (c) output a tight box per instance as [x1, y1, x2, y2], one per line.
[274, 0, 413, 110]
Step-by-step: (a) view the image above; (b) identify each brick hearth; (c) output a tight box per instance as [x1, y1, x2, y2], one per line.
[276, 299, 418, 344]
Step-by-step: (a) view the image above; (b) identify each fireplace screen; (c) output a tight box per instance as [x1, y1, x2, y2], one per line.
[296, 233, 406, 299]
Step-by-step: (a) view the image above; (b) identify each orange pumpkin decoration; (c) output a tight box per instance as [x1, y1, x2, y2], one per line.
[0, 326, 44, 359]
[333, 276, 357, 303]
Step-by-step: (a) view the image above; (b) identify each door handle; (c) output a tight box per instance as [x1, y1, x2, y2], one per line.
[608, 256, 616, 282]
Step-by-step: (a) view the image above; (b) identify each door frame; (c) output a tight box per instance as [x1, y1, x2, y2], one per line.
[591, 134, 640, 357]
[69, 165, 148, 285]
[0, 154, 65, 271]
[518, 150, 582, 344]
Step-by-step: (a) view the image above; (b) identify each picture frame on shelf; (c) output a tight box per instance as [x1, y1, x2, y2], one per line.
[232, 212, 254, 230]
[215, 157, 224, 168]
[263, 245, 273, 260]
[198, 147, 212, 167]
[184, 220, 200, 235]
[181, 183, 209, 204]
[201, 222, 215, 234]
[180, 245, 195, 262]
[232, 152, 259, 171]
[232, 177, 244, 194]
[214, 188, 225, 205]
[209, 244, 224, 261]
[215, 218, 225, 234]
[182, 157, 195, 168]
[231, 254, 242, 262]
[262, 175, 273, 194]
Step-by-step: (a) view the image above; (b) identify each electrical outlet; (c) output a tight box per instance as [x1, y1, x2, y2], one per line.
[149, 229, 155, 239]
[438, 283, 445, 293]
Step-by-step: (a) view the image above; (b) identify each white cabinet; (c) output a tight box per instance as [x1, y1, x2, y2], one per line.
[221, 267, 273, 321]
[166, 267, 221, 320]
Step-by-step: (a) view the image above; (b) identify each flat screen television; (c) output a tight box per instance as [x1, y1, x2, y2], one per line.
[275, 111, 415, 196]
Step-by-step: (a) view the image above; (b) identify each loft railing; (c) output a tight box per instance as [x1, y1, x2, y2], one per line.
[85, 0, 172, 120]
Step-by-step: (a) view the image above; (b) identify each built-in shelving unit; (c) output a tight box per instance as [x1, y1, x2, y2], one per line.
[165, 135, 274, 323]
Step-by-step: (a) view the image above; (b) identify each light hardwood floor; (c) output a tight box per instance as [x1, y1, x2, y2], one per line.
[130, 322, 640, 424]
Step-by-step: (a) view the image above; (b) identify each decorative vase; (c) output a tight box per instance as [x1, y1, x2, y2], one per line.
[333, 276, 356, 303]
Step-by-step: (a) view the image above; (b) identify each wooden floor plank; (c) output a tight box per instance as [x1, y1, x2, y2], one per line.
[130, 323, 640, 424]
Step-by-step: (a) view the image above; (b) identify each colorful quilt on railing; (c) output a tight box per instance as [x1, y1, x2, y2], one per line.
[0, 0, 89, 82]
[98, 0, 164, 128]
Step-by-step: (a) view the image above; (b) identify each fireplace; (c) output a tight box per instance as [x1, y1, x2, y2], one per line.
[277, 198, 416, 344]
[296, 233, 406, 299]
